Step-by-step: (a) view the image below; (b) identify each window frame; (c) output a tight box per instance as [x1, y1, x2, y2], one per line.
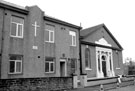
[85, 47, 91, 70]
[45, 57, 55, 73]
[45, 25, 55, 43]
[9, 55, 22, 74]
[69, 31, 76, 46]
[116, 51, 121, 69]
[10, 16, 24, 38]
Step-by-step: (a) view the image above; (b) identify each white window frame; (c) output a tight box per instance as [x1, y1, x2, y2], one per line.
[85, 47, 92, 70]
[69, 31, 76, 46]
[10, 16, 24, 38]
[45, 61, 55, 73]
[9, 57, 22, 74]
[45, 29, 55, 43]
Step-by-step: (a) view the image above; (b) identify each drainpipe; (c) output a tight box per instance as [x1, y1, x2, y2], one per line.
[0, 9, 5, 79]
[78, 27, 83, 75]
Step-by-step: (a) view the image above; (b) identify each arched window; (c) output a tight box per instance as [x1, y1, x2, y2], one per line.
[85, 48, 91, 68]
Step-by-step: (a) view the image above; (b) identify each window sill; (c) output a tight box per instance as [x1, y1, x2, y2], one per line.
[85, 68, 92, 71]
[10, 36, 23, 39]
[8, 72, 22, 75]
[45, 72, 55, 74]
[70, 45, 77, 47]
[116, 68, 121, 69]
[45, 41, 54, 43]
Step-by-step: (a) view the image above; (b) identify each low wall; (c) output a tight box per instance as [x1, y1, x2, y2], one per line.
[0, 77, 73, 91]
[86, 76, 135, 91]
[87, 76, 118, 87]
[87, 77, 118, 90]
[120, 76, 135, 87]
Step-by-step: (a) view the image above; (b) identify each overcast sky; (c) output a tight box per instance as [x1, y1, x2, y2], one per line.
[4, 0, 135, 62]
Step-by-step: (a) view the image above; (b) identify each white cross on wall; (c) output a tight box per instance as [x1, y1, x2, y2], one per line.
[32, 21, 40, 37]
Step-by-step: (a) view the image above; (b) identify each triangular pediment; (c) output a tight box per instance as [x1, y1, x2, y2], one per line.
[80, 24, 123, 50]
[95, 38, 112, 47]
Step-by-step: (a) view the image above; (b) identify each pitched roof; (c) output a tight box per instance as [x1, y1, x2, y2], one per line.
[80, 23, 123, 50]
[0, 0, 28, 14]
[80, 23, 104, 37]
[0, 0, 26, 10]
[44, 15, 82, 30]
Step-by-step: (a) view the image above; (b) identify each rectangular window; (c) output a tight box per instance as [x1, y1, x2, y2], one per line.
[45, 24, 55, 43]
[45, 57, 55, 73]
[9, 55, 22, 74]
[70, 58, 77, 74]
[10, 16, 24, 38]
[69, 31, 76, 46]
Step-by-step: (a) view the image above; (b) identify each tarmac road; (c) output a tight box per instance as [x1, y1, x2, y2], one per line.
[108, 85, 135, 91]
[68, 85, 135, 91]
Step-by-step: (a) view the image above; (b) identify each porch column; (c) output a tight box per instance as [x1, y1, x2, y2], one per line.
[96, 50, 103, 78]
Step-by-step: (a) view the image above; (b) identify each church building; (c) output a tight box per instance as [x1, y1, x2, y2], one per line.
[0, 0, 124, 83]
[0, 1, 81, 79]
[80, 24, 123, 79]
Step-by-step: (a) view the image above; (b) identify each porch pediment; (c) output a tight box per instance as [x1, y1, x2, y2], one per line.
[95, 38, 112, 47]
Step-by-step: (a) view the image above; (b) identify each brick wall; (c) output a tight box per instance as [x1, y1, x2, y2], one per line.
[0, 77, 73, 91]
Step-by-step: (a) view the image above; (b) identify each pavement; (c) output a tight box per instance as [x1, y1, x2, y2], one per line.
[68, 85, 135, 91]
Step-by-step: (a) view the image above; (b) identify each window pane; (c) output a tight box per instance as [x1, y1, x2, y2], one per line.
[85, 49, 90, 68]
[50, 63, 54, 72]
[17, 56, 22, 60]
[16, 62, 21, 72]
[11, 23, 17, 36]
[10, 55, 17, 60]
[10, 55, 22, 60]
[46, 25, 54, 31]
[50, 31, 54, 42]
[45, 30, 49, 41]
[10, 61, 15, 73]
[71, 59, 75, 68]
[45, 62, 49, 72]
[18, 25, 23, 37]
[73, 36, 76, 46]
[12, 16, 23, 24]
[46, 57, 53, 61]
[85, 58, 88, 67]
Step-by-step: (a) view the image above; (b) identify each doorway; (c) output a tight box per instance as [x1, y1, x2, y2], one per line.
[60, 60, 66, 77]
[102, 61, 107, 77]
[101, 55, 107, 77]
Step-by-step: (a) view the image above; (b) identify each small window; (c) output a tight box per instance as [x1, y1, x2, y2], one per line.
[116, 52, 120, 68]
[71, 58, 77, 74]
[9, 55, 22, 74]
[45, 57, 55, 73]
[69, 31, 76, 46]
[10, 16, 24, 38]
[45, 24, 55, 43]
[85, 48, 91, 69]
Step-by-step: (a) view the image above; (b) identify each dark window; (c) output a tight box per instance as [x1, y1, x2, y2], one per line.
[71, 58, 77, 73]
[45, 57, 55, 73]
[85, 48, 91, 68]
[9, 55, 22, 74]
[9, 61, 15, 73]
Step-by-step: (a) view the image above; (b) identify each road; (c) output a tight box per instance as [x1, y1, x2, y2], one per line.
[108, 86, 135, 91]
[68, 85, 135, 91]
